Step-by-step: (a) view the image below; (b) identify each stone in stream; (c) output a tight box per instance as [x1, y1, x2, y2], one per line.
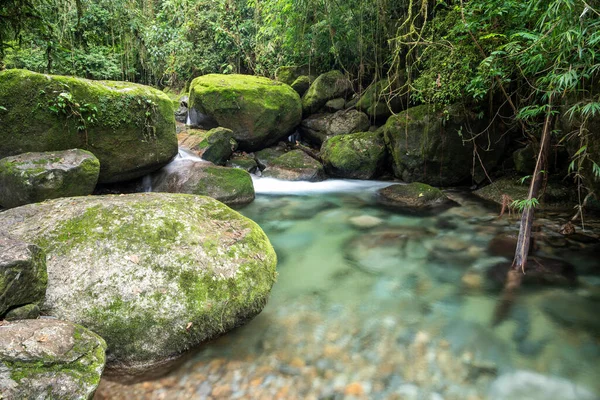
[254, 146, 287, 170]
[151, 160, 255, 206]
[540, 290, 600, 334]
[0, 149, 100, 208]
[188, 74, 302, 151]
[262, 150, 325, 181]
[376, 182, 455, 214]
[0, 236, 47, 317]
[0, 193, 277, 379]
[0, 69, 178, 183]
[302, 70, 352, 115]
[300, 109, 370, 146]
[192, 127, 238, 166]
[488, 370, 597, 400]
[0, 319, 107, 400]
[226, 154, 259, 173]
[321, 131, 388, 179]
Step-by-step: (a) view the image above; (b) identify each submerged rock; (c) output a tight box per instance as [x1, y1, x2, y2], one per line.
[0, 193, 277, 378]
[321, 131, 387, 179]
[0, 149, 100, 208]
[300, 109, 370, 146]
[302, 70, 352, 115]
[188, 74, 302, 151]
[152, 160, 255, 206]
[486, 257, 578, 288]
[540, 290, 600, 334]
[0, 319, 106, 400]
[0, 236, 47, 317]
[0, 69, 178, 183]
[377, 183, 455, 213]
[262, 150, 325, 181]
[489, 370, 597, 400]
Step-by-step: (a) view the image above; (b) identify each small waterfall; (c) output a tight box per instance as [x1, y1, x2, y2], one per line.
[177, 147, 205, 162]
[142, 174, 153, 192]
[186, 108, 198, 126]
[251, 177, 395, 196]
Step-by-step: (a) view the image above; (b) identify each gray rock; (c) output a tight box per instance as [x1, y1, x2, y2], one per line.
[323, 98, 346, 113]
[226, 154, 259, 173]
[262, 150, 325, 181]
[0, 236, 47, 316]
[0, 193, 277, 378]
[377, 183, 455, 214]
[4, 304, 41, 321]
[290, 76, 311, 97]
[489, 370, 597, 400]
[300, 109, 370, 146]
[0, 149, 100, 208]
[0, 319, 106, 400]
[302, 71, 352, 115]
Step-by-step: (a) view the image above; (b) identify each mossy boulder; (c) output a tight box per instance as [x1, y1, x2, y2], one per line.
[274, 66, 304, 85]
[4, 304, 41, 321]
[383, 104, 504, 186]
[376, 182, 455, 213]
[226, 154, 259, 173]
[513, 144, 536, 174]
[321, 131, 387, 179]
[0, 319, 106, 399]
[0, 236, 47, 317]
[192, 127, 238, 165]
[188, 74, 302, 151]
[356, 78, 406, 120]
[254, 147, 287, 170]
[262, 150, 325, 181]
[0, 149, 100, 208]
[323, 98, 346, 113]
[0, 69, 177, 183]
[300, 109, 370, 146]
[0, 193, 277, 378]
[302, 70, 352, 115]
[152, 161, 255, 206]
[291, 75, 311, 96]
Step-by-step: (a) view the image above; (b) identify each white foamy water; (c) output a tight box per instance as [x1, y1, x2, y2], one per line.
[251, 177, 397, 195]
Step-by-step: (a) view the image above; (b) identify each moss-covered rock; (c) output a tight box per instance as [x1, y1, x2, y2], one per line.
[383, 104, 504, 186]
[356, 78, 406, 120]
[321, 131, 387, 179]
[226, 154, 259, 173]
[262, 150, 325, 181]
[290, 75, 311, 96]
[513, 144, 536, 175]
[274, 66, 303, 85]
[0, 193, 277, 378]
[188, 74, 302, 151]
[191, 127, 238, 165]
[0, 236, 47, 317]
[0, 149, 100, 208]
[152, 161, 255, 206]
[4, 304, 41, 321]
[323, 98, 346, 113]
[254, 147, 287, 170]
[300, 109, 370, 146]
[302, 71, 352, 115]
[0, 69, 177, 183]
[0, 319, 106, 399]
[376, 182, 455, 213]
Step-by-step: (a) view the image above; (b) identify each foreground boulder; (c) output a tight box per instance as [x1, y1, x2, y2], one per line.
[188, 74, 302, 151]
[262, 150, 325, 181]
[0, 236, 47, 317]
[0, 69, 177, 183]
[0, 319, 106, 399]
[300, 109, 370, 146]
[0, 149, 100, 208]
[302, 70, 352, 115]
[377, 182, 454, 213]
[0, 193, 277, 377]
[152, 160, 255, 205]
[321, 131, 387, 179]
[384, 104, 504, 186]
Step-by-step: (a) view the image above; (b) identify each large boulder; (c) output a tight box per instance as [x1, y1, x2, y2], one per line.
[376, 182, 455, 213]
[274, 66, 310, 86]
[0, 149, 100, 208]
[151, 160, 255, 206]
[300, 109, 370, 146]
[321, 131, 387, 179]
[383, 104, 505, 186]
[0, 69, 177, 183]
[0, 193, 277, 377]
[262, 150, 325, 181]
[0, 236, 47, 317]
[0, 319, 106, 399]
[302, 70, 352, 115]
[188, 74, 302, 151]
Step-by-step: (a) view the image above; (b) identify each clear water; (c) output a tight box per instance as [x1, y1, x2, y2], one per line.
[99, 179, 600, 400]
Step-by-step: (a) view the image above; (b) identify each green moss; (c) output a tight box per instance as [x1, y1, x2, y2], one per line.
[321, 131, 386, 179]
[302, 70, 351, 115]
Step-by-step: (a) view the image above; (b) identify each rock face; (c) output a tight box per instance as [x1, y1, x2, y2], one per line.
[321, 131, 387, 179]
[194, 127, 238, 166]
[0, 69, 178, 183]
[0, 193, 277, 377]
[0, 319, 106, 400]
[188, 74, 302, 151]
[0, 236, 47, 317]
[383, 104, 504, 186]
[300, 109, 370, 146]
[377, 183, 454, 213]
[0, 149, 100, 208]
[152, 160, 255, 206]
[302, 71, 352, 115]
[262, 150, 325, 181]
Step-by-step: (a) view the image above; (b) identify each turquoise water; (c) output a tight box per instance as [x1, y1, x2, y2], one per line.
[99, 179, 600, 399]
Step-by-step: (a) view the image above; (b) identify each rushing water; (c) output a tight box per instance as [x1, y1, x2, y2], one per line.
[99, 178, 600, 400]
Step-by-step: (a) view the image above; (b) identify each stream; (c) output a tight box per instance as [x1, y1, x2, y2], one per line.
[98, 178, 600, 400]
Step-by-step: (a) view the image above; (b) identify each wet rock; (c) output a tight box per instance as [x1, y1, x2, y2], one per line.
[0, 236, 47, 317]
[489, 370, 597, 400]
[0, 149, 100, 208]
[226, 154, 259, 173]
[192, 127, 238, 166]
[321, 131, 387, 179]
[0, 193, 277, 378]
[0, 319, 106, 399]
[262, 150, 325, 181]
[348, 215, 384, 229]
[486, 257, 577, 288]
[254, 147, 287, 170]
[300, 109, 370, 146]
[376, 183, 455, 214]
[174, 95, 189, 123]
